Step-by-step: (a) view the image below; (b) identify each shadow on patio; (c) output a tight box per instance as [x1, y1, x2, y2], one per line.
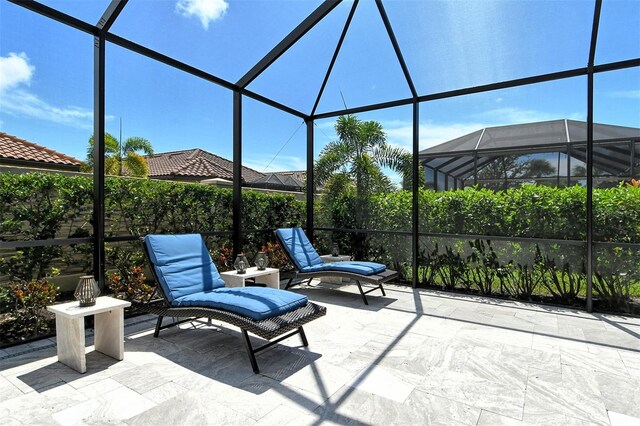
[1, 283, 640, 425]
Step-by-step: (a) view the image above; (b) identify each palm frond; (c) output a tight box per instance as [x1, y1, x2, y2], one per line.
[123, 137, 154, 155]
[86, 133, 120, 165]
[123, 153, 149, 177]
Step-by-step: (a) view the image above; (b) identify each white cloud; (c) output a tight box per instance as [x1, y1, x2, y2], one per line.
[382, 120, 486, 151]
[0, 52, 34, 92]
[176, 0, 228, 30]
[609, 90, 640, 99]
[1, 89, 94, 130]
[0, 52, 108, 130]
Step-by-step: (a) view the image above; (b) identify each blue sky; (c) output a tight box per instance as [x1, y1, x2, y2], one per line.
[0, 0, 638, 178]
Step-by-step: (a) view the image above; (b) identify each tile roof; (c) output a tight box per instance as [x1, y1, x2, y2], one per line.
[146, 148, 264, 181]
[272, 170, 306, 184]
[0, 132, 82, 167]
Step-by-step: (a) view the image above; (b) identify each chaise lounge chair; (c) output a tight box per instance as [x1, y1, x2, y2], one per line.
[275, 227, 398, 305]
[138, 234, 326, 373]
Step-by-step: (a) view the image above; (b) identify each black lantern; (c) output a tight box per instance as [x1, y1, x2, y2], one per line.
[234, 253, 248, 274]
[331, 243, 340, 257]
[75, 275, 100, 307]
[255, 252, 269, 270]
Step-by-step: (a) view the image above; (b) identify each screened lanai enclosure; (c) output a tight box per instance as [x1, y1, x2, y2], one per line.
[420, 119, 640, 191]
[0, 0, 639, 339]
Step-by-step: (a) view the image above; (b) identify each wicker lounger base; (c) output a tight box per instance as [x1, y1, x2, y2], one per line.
[285, 269, 398, 305]
[134, 301, 326, 373]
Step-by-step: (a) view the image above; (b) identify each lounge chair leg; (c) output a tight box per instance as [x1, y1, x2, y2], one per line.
[154, 316, 164, 337]
[355, 280, 369, 305]
[242, 329, 260, 374]
[284, 277, 294, 290]
[298, 326, 308, 347]
[379, 283, 386, 296]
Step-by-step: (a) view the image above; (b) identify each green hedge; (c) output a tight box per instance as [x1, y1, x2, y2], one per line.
[318, 184, 640, 311]
[0, 173, 305, 283]
[1, 173, 639, 324]
[364, 185, 639, 242]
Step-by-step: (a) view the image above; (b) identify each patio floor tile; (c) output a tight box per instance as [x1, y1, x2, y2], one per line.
[0, 283, 637, 425]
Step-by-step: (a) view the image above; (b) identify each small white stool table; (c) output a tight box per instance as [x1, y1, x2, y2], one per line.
[220, 267, 280, 289]
[320, 254, 351, 284]
[47, 296, 131, 373]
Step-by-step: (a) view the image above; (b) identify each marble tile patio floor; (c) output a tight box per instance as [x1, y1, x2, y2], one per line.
[1, 282, 640, 425]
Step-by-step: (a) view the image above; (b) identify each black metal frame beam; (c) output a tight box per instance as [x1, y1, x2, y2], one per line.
[89, 0, 129, 289]
[411, 102, 419, 287]
[232, 92, 243, 259]
[92, 31, 106, 288]
[312, 59, 640, 120]
[586, 0, 602, 313]
[7, 0, 97, 34]
[241, 88, 309, 120]
[0, 238, 94, 250]
[105, 33, 235, 90]
[311, 0, 359, 116]
[104, 34, 309, 120]
[236, 0, 343, 89]
[306, 120, 315, 243]
[375, 0, 417, 98]
[97, 0, 127, 31]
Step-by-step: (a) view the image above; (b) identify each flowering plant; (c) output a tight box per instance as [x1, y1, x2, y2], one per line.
[108, 265, 153, 302]
[3, 279, 57, 340]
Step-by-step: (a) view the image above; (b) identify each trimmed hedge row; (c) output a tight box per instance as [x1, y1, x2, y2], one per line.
[0, 173, 305, 282]
[362, 185, 639, 242]
[317, 184, 640, 312]
[1, 173, 638, 303]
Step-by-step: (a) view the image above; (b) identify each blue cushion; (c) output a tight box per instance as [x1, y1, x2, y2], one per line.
[317, 261, 386, 276]
[275, 228, 324, 270]
[174, 287, 308, 321]
[144, 234, 225, 303]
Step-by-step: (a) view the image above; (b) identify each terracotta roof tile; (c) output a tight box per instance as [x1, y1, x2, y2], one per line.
[0, 132, 81, 166]
[146, 148, 264, 181]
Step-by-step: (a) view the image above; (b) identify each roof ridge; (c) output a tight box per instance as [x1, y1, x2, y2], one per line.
[147, 148, 196, 158]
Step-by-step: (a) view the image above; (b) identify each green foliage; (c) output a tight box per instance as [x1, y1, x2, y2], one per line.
[463, 240, 500, 295]
[0, 172, 304, 283]
[86, 133, 154, 177]
[0, 173, 93, 280]
[315, 115, 415, 197]
[1, 279, 57, 342]
[321, 183, 640, 308]
[108, 265, 153, 303]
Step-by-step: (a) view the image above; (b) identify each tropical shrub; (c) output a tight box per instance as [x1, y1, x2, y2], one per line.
[320, 183, 640, 310]
[1, 279, 58, 343]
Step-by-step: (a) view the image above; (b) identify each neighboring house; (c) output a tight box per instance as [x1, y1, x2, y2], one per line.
[146, 148, 264, 183]
[248, 170, 305, 192]
[0, 131, 82, 172]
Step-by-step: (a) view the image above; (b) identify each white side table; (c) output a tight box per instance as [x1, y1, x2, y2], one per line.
[47, 296, 131, 373]
[320, 254, 351, 284]
[220, 267, 280, 289]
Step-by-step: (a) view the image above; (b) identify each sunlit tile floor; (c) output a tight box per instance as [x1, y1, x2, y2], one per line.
[1, 282, 640, 425]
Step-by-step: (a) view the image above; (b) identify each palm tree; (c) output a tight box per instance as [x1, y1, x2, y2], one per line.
[315, 115, 415, 195]
[315, 115, 419, 259]
[85, 133, 154, 177]
[524, 159, 555, 178]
